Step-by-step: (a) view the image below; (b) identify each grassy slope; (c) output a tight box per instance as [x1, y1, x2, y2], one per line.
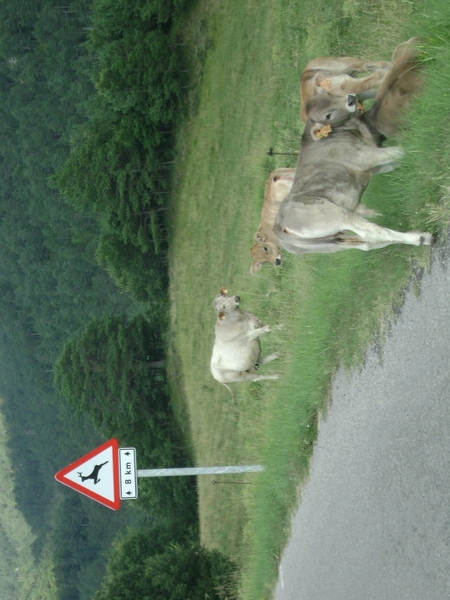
[0, 399, 58, 600]
[168, 0, 450, 598]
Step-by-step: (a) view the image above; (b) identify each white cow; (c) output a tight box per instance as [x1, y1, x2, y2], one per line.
[210, 288, 279, 396]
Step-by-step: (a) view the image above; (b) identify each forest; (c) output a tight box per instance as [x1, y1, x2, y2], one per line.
[0, 0, 224, 598]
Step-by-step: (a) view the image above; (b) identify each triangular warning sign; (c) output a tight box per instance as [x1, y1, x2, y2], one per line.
[55, 438, 120, 510]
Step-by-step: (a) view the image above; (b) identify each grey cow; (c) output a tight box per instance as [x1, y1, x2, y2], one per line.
[273, 93, 432, 254]
[210, 288, 279, 397]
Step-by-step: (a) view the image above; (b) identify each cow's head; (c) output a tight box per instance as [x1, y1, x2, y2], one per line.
[306, 93, 357, 133]
[250, 233, 282, 274]
[213, 288, 241, 320]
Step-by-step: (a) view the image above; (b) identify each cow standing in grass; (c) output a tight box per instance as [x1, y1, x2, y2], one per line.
[210, 288, 279, 397]
[273, 92, 432, 254]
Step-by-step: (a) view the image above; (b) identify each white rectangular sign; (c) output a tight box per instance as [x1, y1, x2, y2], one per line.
[119, 448, 138, 499]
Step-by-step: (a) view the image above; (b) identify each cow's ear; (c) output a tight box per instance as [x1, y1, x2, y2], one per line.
[218, 311, 226, 320]
[250, 262, 261, 275]
[314, 73, 324, 85]
[254, 232, 266, 242]
[315, 73, 332, 91]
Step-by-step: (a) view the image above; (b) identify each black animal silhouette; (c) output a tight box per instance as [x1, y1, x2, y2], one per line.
[78, 461, 108, 484]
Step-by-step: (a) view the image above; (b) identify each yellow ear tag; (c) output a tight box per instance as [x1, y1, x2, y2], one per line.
[319, 78, 332, 90]
[316, 124, 332, 139]
[219, 287, 228, 295]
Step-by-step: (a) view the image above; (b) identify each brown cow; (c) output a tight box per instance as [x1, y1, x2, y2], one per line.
[300, 56, 392, 122]
[250, 168, 295, 274]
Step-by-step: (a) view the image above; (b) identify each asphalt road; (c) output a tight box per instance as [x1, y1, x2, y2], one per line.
[274, 247, 450, 600]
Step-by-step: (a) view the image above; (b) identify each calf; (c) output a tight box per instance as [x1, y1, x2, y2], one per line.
[210, 288, 279, 396]
[250, 168, 295, 274]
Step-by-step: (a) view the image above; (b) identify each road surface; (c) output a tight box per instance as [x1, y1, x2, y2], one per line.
[274, 248, 450, 600]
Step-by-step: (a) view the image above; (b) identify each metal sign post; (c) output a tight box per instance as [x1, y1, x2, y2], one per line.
[137, 465, 264, 477]
[55, 439, 264, 510]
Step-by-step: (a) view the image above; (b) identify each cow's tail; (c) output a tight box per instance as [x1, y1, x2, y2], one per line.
[221, 382, 235, 401]
[376, 37, 424, 98]
[361, 37, 424, 140]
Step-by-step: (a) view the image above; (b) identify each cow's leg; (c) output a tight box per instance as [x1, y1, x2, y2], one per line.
[304, 57, 367, 75]
[236, 372, 280, 382]
[305, 58, 391, 76]
[343, 71, 388, 95]
[279, 235, 398, 254]
[372, 161, 402, 175]
[341, 212, 432, 246]
[362, 61, 392, 72]
[355, 204, 382, 218]
[276, 202, 432, 250]
[257, 351, 280, 366]
[246, 325, 272, 341]
[355, 145, 404, 171]
[357, 89, 378, 101]
[216, 370, 279, 383]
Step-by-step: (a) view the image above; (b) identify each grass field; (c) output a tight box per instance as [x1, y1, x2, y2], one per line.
[168, 0, 450, 597]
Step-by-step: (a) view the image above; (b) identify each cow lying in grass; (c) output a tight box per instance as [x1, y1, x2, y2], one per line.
[250, 168, 295, 274]
[273, 92, 432, 254]
[210, 288, 279, 397]
[300, 56, 392, 122]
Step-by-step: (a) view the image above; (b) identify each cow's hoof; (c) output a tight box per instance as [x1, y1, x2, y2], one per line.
[419, 232, 433, 246]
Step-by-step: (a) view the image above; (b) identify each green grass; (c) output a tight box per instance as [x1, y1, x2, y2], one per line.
[168, 0, 450, 598]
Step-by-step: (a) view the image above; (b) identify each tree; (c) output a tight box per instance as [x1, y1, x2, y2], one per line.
[96, 230, 168, 303]
[94, 531, 234, 600]
[54, 313, 167, 432]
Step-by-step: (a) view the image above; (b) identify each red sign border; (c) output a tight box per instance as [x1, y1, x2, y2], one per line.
[55, 438, 121, 510]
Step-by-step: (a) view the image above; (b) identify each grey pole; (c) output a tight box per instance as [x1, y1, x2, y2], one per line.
[137, 465, 264, 477]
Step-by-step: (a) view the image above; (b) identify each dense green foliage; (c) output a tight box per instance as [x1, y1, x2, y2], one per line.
[55, 314, 166, 432]
[54, 0, 189, 303]
[0, 4, 143, 596]
[94, 530, 233, 600]
[0, 0, 201, 598]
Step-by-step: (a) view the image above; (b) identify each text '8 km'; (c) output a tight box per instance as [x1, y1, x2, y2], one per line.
[119, 447, 138, 499]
